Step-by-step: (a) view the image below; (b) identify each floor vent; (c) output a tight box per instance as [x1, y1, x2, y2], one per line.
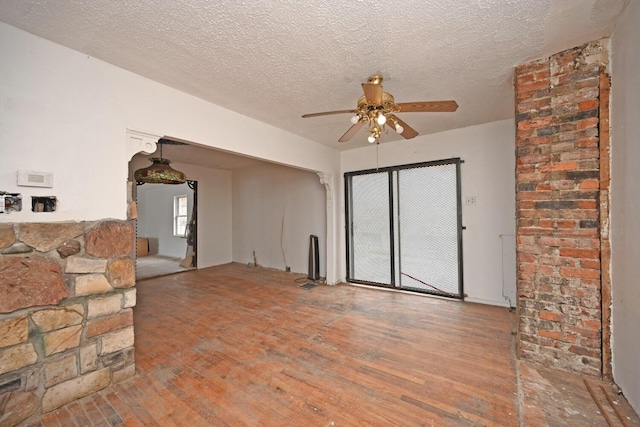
[299, 283, 317, 290]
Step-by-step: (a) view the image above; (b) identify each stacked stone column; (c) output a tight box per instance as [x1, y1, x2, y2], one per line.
[0, 220, 136, 425]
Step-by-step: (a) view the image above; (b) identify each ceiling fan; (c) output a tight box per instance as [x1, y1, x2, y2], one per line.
[302, 76, 458, 144]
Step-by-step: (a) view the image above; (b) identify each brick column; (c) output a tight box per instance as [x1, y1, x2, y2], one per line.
[515, 40, 609, 376]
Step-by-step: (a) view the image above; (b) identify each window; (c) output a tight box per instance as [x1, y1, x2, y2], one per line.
[173, 195, 188, 237]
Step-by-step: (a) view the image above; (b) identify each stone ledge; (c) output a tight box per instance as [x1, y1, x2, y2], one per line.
[0, 316, 29, 349]
[79, 343, 99, 374]
[75, 274, 112, 296]
[31, 304, 84, 333]
[123, 288, 137, 308]
[0, 256, 67, 314]
[86, 309, 133, 338]
[85, 222, 134, 259]
[108, 257, 135, 288]
[43, 325, 82, 357]
[0, 343, 38, 376]
[42, 368, 110, 413]
[113, 363, 136, 383]
[66, 257, 107, 274]
[100, 327, 134, 355]
[44, 354, 78, 387]
[19, 223, 84, 252]
[87, 294, 123, 319]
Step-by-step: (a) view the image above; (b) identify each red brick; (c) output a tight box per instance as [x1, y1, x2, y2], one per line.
[518, 191, 553, 200]
[517, 117, 553, 130]
[578, 159, 600, 170]
[551, 161, 579, 171]
[578, 200, 597, 209]
[518, 254, 536, 263]
[580, 259, 600, 270]
[577, 118, 599, 130]
[557, 219, 577, 228]
[579, 180, 599, 190]
[86, 309, 133, 338]
[538, 237, 561, 247]
[559, 267, 600, 279]
[560, 149, 600, 161]
[517, 73, 534, 85]
[536, 265, 556, 276]
[518, 155, 550, 165]
[517, 200, 536, 210]
[534, 70, 550, 80]
[549, 180, 577, 190]
[559, 248, 599, 259]
[520, 263, 538, 272]
[538, 219, 553, 228]
[539, 329, 562, 340]
[519, 227, 555, 236]
[515, 44, 605, 377]
[577, 138, 598, 148]
[516, 59, 548, 75]
[578, 99, 599, 110]
[540, 310, 563, 322]
[582, 319, 601, 329]
[569, 345, 598, 358]
[517, 98, 551, 113]
[563, 325, 600, 340]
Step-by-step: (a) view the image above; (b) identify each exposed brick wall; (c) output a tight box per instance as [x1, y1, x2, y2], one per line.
[515, 40, 609, 376]
[0, 220, 136, 425]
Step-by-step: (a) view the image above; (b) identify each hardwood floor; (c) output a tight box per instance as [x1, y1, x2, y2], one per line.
[36, 263, 640, 426]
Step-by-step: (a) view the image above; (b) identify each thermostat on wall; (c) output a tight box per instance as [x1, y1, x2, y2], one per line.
[17, 170, 53, 188]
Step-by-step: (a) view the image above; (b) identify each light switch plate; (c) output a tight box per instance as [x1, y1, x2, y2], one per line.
[17, 170, 53, 188]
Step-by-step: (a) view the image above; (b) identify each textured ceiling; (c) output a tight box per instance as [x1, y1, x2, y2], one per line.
[0, 0, 629, 151]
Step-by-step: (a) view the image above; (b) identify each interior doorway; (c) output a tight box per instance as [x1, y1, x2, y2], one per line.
[135, 180, 197, 280]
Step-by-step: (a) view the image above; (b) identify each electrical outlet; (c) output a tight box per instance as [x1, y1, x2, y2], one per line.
[465, 196, 476, 206]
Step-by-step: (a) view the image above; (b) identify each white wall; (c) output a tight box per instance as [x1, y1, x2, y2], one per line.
[232, 163, 326, 277]
[0, 22, 339, 223]
[340, 119, 516, 307]
[136, 182, 192, 258]
[130, 157, 233, 269]
[611, 1, 640, 413]
[0, 22, 339, 281]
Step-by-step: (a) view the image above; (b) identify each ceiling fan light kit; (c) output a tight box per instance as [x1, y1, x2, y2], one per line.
[302, 76, 458, 145]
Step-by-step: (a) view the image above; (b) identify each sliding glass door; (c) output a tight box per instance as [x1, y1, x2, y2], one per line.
[345, 159, 463, 298]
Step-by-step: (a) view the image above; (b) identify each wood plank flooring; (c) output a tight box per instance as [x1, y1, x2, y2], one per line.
[35, 263, 639, 426]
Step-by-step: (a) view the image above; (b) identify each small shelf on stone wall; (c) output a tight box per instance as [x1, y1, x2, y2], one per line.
[31, 196, 57, 212]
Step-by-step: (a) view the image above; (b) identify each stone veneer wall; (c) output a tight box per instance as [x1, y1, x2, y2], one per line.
[515, 40, 609, 376]
[0, 220, 136, 426]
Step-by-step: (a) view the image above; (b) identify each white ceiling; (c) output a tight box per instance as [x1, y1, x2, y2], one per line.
[0, 0, 629, 153]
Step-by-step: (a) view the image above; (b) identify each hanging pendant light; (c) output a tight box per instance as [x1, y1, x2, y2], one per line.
[134, 140, 186, 184]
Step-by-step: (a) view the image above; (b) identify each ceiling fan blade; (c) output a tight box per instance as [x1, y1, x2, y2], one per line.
[361, 83, 383, 104]
[396, 101, 458, 113]
[387, 114, 418, 139]
[302, 109, 355, 118]
[338, 121, 365, 142]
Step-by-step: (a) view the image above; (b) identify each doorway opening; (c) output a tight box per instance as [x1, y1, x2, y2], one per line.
[135, 180, 197, 280]
[345, 158, 463, 298]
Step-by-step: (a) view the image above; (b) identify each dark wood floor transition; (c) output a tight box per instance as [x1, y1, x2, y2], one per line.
[38, 263, 639, 426]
